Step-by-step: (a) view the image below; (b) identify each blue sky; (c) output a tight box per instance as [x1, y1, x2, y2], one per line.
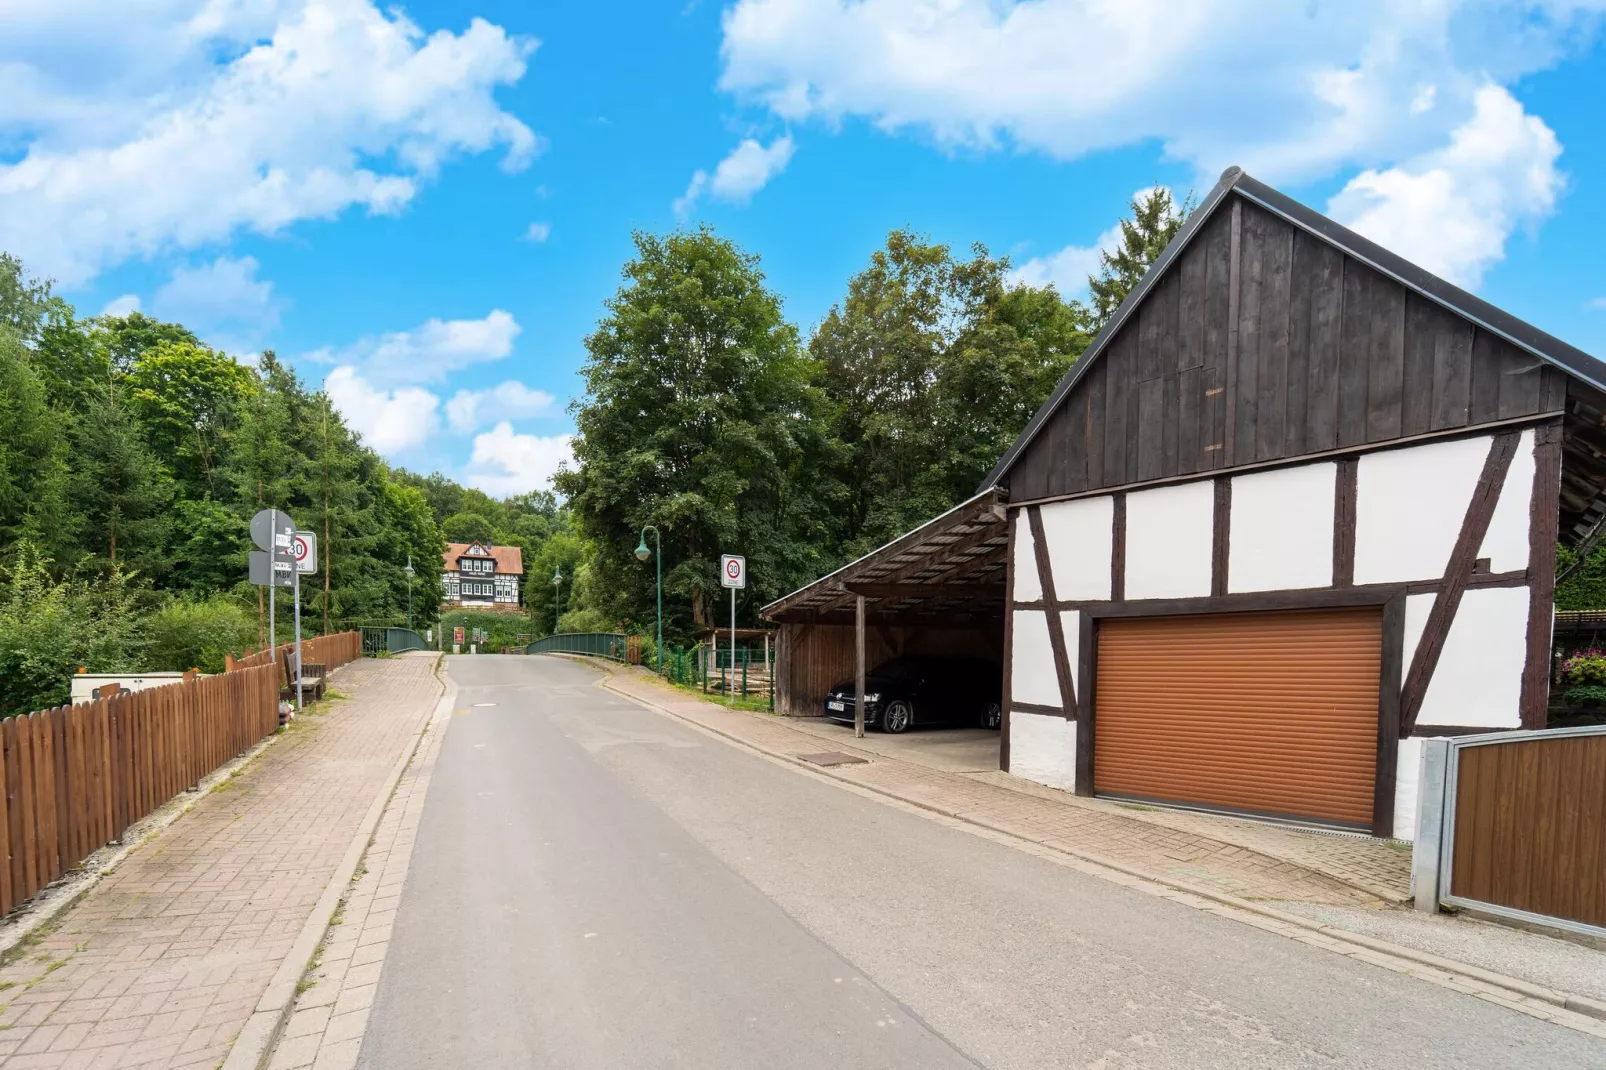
[4, 1, 1605, 496]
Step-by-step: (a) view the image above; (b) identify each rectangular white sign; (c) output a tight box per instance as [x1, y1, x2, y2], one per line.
[720, 554, 746, 589]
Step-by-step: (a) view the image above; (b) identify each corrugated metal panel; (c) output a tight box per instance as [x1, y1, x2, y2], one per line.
[1094, 608, 1382, 827]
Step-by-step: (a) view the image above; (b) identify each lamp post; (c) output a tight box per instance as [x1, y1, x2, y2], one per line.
[403, 555, 415, 631]
[634, 525, 662, 673]
[552, 566, 563, 635]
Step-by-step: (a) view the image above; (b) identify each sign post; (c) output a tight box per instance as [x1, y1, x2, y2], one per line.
[250, 509, 296, 663]
[290, 532, 317, 711]
[720, 555, 746, 706]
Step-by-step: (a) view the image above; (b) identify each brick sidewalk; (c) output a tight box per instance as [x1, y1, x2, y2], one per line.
[0, 656, 442, 1070]
[601, 665, 1398, 908]
[265, 669, 452, 1070]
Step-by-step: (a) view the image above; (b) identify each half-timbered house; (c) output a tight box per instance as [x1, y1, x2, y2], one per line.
[764, 166, 1606, 841]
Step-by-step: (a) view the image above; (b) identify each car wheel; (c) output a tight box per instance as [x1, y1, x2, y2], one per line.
[883, 699, 912, 733]
[984, 701, 1002, 729]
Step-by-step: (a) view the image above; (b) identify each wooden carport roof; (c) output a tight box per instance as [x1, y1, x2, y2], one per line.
[760, 489, 1009, 626]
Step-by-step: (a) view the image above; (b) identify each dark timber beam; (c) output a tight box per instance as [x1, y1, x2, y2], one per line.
[843, 582, 1006, 599]
[1399, 431, 1520, 734]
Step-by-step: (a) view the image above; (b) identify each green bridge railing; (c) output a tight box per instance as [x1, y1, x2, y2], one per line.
[361, 627, 430, 655]
[526, 632, 629, 661]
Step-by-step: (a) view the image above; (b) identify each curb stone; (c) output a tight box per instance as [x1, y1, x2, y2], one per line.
[222, 654, 452, 1070]
[570, 656, 1606, 1035]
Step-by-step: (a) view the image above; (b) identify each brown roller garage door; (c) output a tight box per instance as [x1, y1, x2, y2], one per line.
[1094, 607, 1382, 828]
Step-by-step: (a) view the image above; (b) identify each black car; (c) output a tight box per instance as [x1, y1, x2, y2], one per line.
[823, 656, 1002, 733]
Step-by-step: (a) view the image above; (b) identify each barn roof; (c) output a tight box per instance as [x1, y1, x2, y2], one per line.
[984, 166, 1606, 493]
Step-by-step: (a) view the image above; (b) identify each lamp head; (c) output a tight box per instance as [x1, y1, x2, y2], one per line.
[634, 535, 650, 562]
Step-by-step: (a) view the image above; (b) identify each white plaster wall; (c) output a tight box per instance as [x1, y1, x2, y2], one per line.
[1039, 496, 1113, 601]
[1228, 463, 1336, 593]
[1479, 428, 1535, 574]
[1355, 436, 1489, 585]
[1415, 585, 1528, 729]
[1012, 513, 1042, 602]
[1393, 736, 1423, 842]
[1008, 710, 1077, 792]
[1011, 610, 1060, 707]
[1125, 481, 1215, 600]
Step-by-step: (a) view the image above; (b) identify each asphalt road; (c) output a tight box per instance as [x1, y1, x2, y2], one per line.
[358, 655, 1606, 1069]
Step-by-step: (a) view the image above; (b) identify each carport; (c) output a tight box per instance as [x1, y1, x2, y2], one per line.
[761, 489, 1010, 759]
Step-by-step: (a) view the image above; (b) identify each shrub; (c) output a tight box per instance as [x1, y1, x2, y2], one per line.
[557, 606, 612, 634]
[144, 596, 257, 673]
[1565, 684, 1606, 706]
[0, 543, 145, 717]
[1560, 649, 1606, 687]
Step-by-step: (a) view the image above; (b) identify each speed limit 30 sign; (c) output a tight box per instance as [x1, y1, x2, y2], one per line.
[720, 554, 746, 589]
[291, 531, 318, 575]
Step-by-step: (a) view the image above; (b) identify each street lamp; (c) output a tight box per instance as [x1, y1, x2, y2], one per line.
[552, 566, 563, 635]
[635, 525, 662, 673]
[403, 555, 416, 631]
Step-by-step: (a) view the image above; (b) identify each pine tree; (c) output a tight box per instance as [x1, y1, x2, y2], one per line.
[1087, 187, 1193, 326]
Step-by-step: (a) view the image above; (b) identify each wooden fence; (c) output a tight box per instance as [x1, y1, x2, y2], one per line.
[229, 631, 362, 672]
[0, 630, 362, 915]
[1413, 725, 1606, 937]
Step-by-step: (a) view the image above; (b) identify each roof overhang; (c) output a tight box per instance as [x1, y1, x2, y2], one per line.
[761, 488, 1009, 626]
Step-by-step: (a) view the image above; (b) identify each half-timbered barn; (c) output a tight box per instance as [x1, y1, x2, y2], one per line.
[763, 166, 1606, 841]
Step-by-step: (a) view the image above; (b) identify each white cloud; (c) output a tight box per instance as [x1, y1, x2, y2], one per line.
[1328, 85, 1563, 289]
[675, 134, 794, 215]
[0, 0, 539, 285]
[524, 221, 552, 242]
[323, 365, 440, 454]
[151, 254, 282, 352]
[1012, 221, 1121, 299]
[100, 294, 141, 317]
[304, 309, 521, 384]
[718, 1, 1591, 288]
[717, 0, 1592, 177]
[1589, 297, 1606, 312]
[445, 380, 556, 433]
[465, 422, 573, 495]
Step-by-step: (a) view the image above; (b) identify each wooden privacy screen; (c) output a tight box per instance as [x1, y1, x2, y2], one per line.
[0, 630, 362, 916]
[1451, 733, 1606, 930]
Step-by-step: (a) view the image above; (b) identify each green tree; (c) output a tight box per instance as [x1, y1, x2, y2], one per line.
[557, 227, 834, 637]
[1087, 187, 1192, 325]
[72, 385, 172, 574]
[0, 330, 77, 564]
[125, 341, 254, 496]
[812, 231, 1089, 555]
[96, 311, 200, 375]
[442, 512, 496, 544]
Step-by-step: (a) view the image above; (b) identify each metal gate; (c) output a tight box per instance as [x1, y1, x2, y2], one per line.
[1413, 725, 1606, 939]
[360, 627, 430, 655]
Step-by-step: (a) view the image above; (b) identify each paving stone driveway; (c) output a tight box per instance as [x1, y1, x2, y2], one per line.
[0, 655, 441, 1070]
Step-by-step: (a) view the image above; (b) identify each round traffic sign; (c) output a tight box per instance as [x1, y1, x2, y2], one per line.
[725, 559, 741, 580]
[292, 534, 313, 564]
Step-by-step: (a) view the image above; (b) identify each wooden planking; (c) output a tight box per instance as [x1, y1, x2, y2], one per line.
[0, 631, 362, 911]
[1002, 196, 1567, 501]
[1254, 214, 1293, 462]
[1366, 278, 1406, 441]
[1451, 733, 1606, 929]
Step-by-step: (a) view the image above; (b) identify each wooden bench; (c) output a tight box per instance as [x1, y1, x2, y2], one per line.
[281, 654, 327, 704]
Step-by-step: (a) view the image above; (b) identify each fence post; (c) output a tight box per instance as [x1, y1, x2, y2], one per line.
[742, 647, 748, 697]
[1412, 738, 1451, 914]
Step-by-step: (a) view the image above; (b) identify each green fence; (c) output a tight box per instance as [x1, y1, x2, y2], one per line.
[526, 632, 630, 661]
[361, 627, 430, 655]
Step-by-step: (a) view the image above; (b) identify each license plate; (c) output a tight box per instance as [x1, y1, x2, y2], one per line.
[827, 701, 845, 711]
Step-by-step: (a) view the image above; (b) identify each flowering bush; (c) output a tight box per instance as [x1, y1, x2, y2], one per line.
[1560, 648, 1606, 687]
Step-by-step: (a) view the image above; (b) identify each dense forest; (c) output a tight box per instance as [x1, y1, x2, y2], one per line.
[0, 189, 1194, 715]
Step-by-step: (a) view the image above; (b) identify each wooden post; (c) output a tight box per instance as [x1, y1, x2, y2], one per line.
[855, 596, 866, 739]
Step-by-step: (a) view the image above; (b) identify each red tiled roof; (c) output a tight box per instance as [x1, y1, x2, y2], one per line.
[443, 541, 524, 576]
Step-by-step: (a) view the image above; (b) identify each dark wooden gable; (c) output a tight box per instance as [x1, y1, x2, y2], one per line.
[1002, 194, 1567, 503]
